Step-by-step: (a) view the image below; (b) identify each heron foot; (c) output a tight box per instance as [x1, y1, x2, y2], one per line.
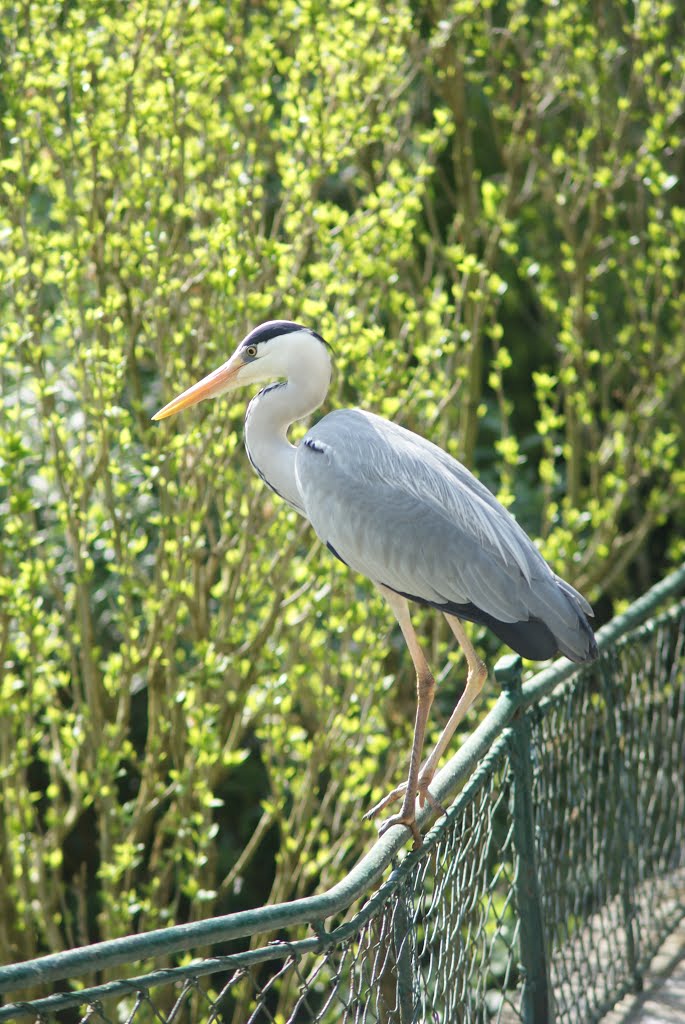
[376, 809, 423, 848]
[365, 772, 444, 819]
[364, 776, 447, 846]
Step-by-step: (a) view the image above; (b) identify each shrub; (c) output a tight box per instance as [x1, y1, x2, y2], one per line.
[1, 0, 683, 960]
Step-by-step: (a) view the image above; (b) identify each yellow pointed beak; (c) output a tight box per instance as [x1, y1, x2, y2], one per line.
[152, 352, 246, 421]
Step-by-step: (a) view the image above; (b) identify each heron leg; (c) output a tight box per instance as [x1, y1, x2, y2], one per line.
[365, 612, 487, 833]
[363, 587, 435, 846]
[414, 613, 487, 799]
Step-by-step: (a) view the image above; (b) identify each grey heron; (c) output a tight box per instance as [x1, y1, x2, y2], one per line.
[153, 320, 597, 844]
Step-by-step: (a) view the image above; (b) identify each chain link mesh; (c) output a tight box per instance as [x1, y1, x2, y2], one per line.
[534, 607, 685, 1023]
[1, 602, 683, 1024]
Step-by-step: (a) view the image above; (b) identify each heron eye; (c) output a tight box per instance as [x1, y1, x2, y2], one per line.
[245, 345, 258, 358]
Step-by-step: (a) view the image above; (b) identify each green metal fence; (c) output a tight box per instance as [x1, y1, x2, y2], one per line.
[1, 566, 684, 1023]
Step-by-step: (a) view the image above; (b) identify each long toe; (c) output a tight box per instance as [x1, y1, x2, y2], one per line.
[363, 782, 408, 821]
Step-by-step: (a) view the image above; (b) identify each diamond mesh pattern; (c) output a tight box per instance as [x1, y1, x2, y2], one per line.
[533, 608, 685, 1023]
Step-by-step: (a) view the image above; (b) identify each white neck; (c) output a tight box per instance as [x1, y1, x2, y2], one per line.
[244, 340, 331, 515]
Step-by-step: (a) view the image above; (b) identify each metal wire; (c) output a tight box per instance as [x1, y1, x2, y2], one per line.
[534, 606, 685, 1024]
[1, 580, 684, 1024]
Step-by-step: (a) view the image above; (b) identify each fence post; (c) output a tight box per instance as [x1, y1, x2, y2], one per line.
[497, 654, 553, 1024]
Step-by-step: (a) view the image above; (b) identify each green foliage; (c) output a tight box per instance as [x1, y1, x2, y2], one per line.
[1, 0, 683, 963]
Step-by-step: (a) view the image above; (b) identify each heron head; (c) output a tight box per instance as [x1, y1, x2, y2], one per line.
[152, 320, 330, 421]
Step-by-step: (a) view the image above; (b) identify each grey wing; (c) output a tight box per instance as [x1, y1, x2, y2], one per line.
[295, 409, 596, 663]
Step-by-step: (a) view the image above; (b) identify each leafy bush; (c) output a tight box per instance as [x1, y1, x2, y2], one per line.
[1, 0, 683, 961]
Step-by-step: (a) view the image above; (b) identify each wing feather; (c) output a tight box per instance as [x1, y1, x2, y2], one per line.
[294, 408, 595, 661]
[296, 410, 540, 613]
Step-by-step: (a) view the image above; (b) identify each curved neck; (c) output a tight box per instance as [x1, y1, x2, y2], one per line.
[244, 351, 331, 515]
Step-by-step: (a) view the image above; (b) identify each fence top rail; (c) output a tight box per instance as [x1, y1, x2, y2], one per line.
[1, 562, 684, 999]
[0, 739, 511, 1020]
